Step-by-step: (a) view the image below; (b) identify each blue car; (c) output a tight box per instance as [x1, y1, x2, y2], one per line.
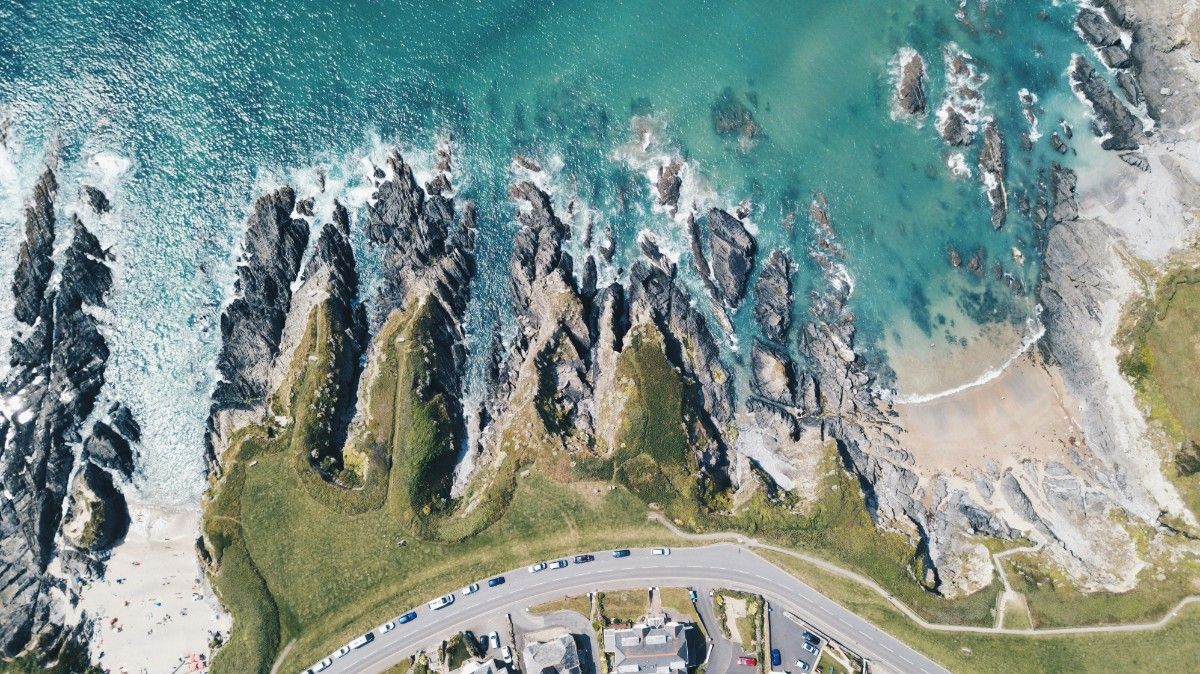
[770, 649, 781, 667]
[612, 549, 631, 558]
[397, 611, 417, 624]
[487, 576, 505, 587]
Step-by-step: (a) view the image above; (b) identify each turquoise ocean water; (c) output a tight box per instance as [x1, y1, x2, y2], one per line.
[0, 0, 1115, 504]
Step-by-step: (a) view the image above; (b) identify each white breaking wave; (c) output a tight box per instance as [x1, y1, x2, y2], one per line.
[893, 312, 1046, 405]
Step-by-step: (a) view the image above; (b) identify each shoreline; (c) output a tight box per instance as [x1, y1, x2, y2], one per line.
[74, 500, 228, 674]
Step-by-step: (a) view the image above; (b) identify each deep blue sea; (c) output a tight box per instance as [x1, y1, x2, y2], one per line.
[0, 0, 1118, 504]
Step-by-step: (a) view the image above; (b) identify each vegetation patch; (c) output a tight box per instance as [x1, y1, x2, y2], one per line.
[531, 595, 593, 617]
[597, 589, 650, 625]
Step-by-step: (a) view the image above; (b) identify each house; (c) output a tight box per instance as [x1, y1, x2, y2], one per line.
[456, 658, 510, 674]
[521, 632, 583, 674]
[602, 617, 693, 674]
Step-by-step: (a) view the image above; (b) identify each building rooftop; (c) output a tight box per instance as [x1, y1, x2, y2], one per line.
[522, 633, 582, 674]
[602, 620, 692, 674]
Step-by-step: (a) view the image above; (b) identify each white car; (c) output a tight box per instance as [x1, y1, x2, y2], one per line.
[548, 559, 567, 569]
[795, 660, 810, 671]
[312, 658, 333, 672]
[652, 547, 671, 556]
[802, 643, 820, 656]
[461, 583, 480, 595]
[501, 646, 513, 664]
[428, 594, 455, 610]
[333, 645, 351, 658]
[349, 632, 374, 649]
[488, 631, 501, 650]
[529, 562, 548, 573]
[378, 619, 397, 635]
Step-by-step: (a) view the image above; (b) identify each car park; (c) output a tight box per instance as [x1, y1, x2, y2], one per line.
[794, 660, 810, 671]
[488, 631, 501, 650]
[333, 645, 351, 658]
[802, 642, 820, 656]
[652, 547, 671, 555]
[378, 619, 397, 635]
[612, 549, 630, 558]
[574, 554, 594, 563]
[461, 583, 480, 595]
[397, 611, 417, 624]
[349, 632, 374, 649]
[549, 559, 568, 569]
[736, 656, 757, 666]
[428, 594, 455, 610]
[487, 576, 505, 587]
[771, 649, 781, 667]
[529, 562, 548, 573]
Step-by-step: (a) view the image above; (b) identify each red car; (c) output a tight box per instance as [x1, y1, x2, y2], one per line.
[736, 656, 758, 667]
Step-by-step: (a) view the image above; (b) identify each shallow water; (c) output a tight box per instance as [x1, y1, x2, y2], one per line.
[0, 0, 1117, 504]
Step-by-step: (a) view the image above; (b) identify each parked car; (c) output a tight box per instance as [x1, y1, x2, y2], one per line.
[736, 656, 757, 666]
[312, 658, 333, 672]
[529, 561, 548, 573]
[487, 576, 506, 587]
[397, 611, 417, 624]
[478, 634, 490, 651]
[652, 547, 671, 556]
[428, 594, 455, 610]
[612, 549, 631, 558]
[488, 631, 501, 650]
[771, 649, 781, 667]
[333, 645, 351, 658]
[795, 660, 810, 671]
[461, 583, 480, 595]
[548, 559, 568, 569]
[574, 554, 594, 563]
[802, 642, 820, 656]
[378, 619, 397, 635]
[802, 631, 819, 643]
[688, 589, 698, 602]
[500, 646, 513, 664]
[349, 632, 374, 649]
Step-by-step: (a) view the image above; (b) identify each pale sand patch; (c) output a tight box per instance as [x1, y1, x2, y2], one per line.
[722, 596, 747, 647]
[77, 503, 229, 674]
[894, 353, 1084, 476]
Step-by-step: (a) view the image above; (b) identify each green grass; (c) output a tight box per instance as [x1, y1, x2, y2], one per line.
[0, 636, 101, 674]
[815, 653, 850, 674]
[531, 595, 593, 617]
[441, 632, 477, 671]
[1121, 272, 1200, 518]
[764, 550, 1200, 673]
[598, 589, 650, 625]
[659, 587, 705, 636]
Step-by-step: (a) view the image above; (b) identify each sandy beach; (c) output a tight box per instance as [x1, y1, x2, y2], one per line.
[75, 504, 229, 674]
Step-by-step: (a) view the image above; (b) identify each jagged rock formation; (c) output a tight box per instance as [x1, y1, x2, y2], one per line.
[654, 160, 684, 214]
[206, 188, 309, 468]
[704, 208, 757, 309]
[1077, 7, 1132, 70]
[978, 120, 1008, 230]
[893, 48, 927, 118]
[0, 170, 140, 659]
[1071, 55, 1141, 152]
[935, 44, 986, 147]
[753, 249, 792, 344]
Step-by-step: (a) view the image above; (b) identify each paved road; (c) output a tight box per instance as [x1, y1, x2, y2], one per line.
[305, 544, 951, 674]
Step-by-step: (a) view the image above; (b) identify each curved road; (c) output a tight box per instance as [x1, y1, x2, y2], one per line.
[310, 544, 950, 674]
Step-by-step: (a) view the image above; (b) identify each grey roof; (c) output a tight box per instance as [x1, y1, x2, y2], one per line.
[456, 658, 510, 674]
[603, 622, 692, 674]
[522, 634, 582, 674]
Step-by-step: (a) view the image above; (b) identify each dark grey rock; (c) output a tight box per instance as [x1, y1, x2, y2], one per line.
[754, 249, 793, 343]
[705, 208, 756, 307]
[894, 50, 927, 116]
[978, 121, 1008, 230]
[1071, 55, 1141, 151]
[81, 185, 110, 214]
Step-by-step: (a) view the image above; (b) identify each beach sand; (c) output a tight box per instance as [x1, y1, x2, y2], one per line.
[894, 351, 1084, 476]
[76, 503, 229, 674]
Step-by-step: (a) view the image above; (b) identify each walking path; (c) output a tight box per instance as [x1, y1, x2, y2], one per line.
[647, 514, 1200, 636]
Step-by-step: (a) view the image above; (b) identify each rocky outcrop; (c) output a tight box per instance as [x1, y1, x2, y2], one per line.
[1077, 8, 1133, 70]
[893, 49, 927, 117]
[654, 160, 684, 214]
[1071, 55, 1141, 151]
[206, 188, 309, 468]
[0, 175, 140, 658]
[705, 208, 756, 308]
[753, 249, 792, 344]
[935, 44, 986, 147]
[978, 121, 1007, 230]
